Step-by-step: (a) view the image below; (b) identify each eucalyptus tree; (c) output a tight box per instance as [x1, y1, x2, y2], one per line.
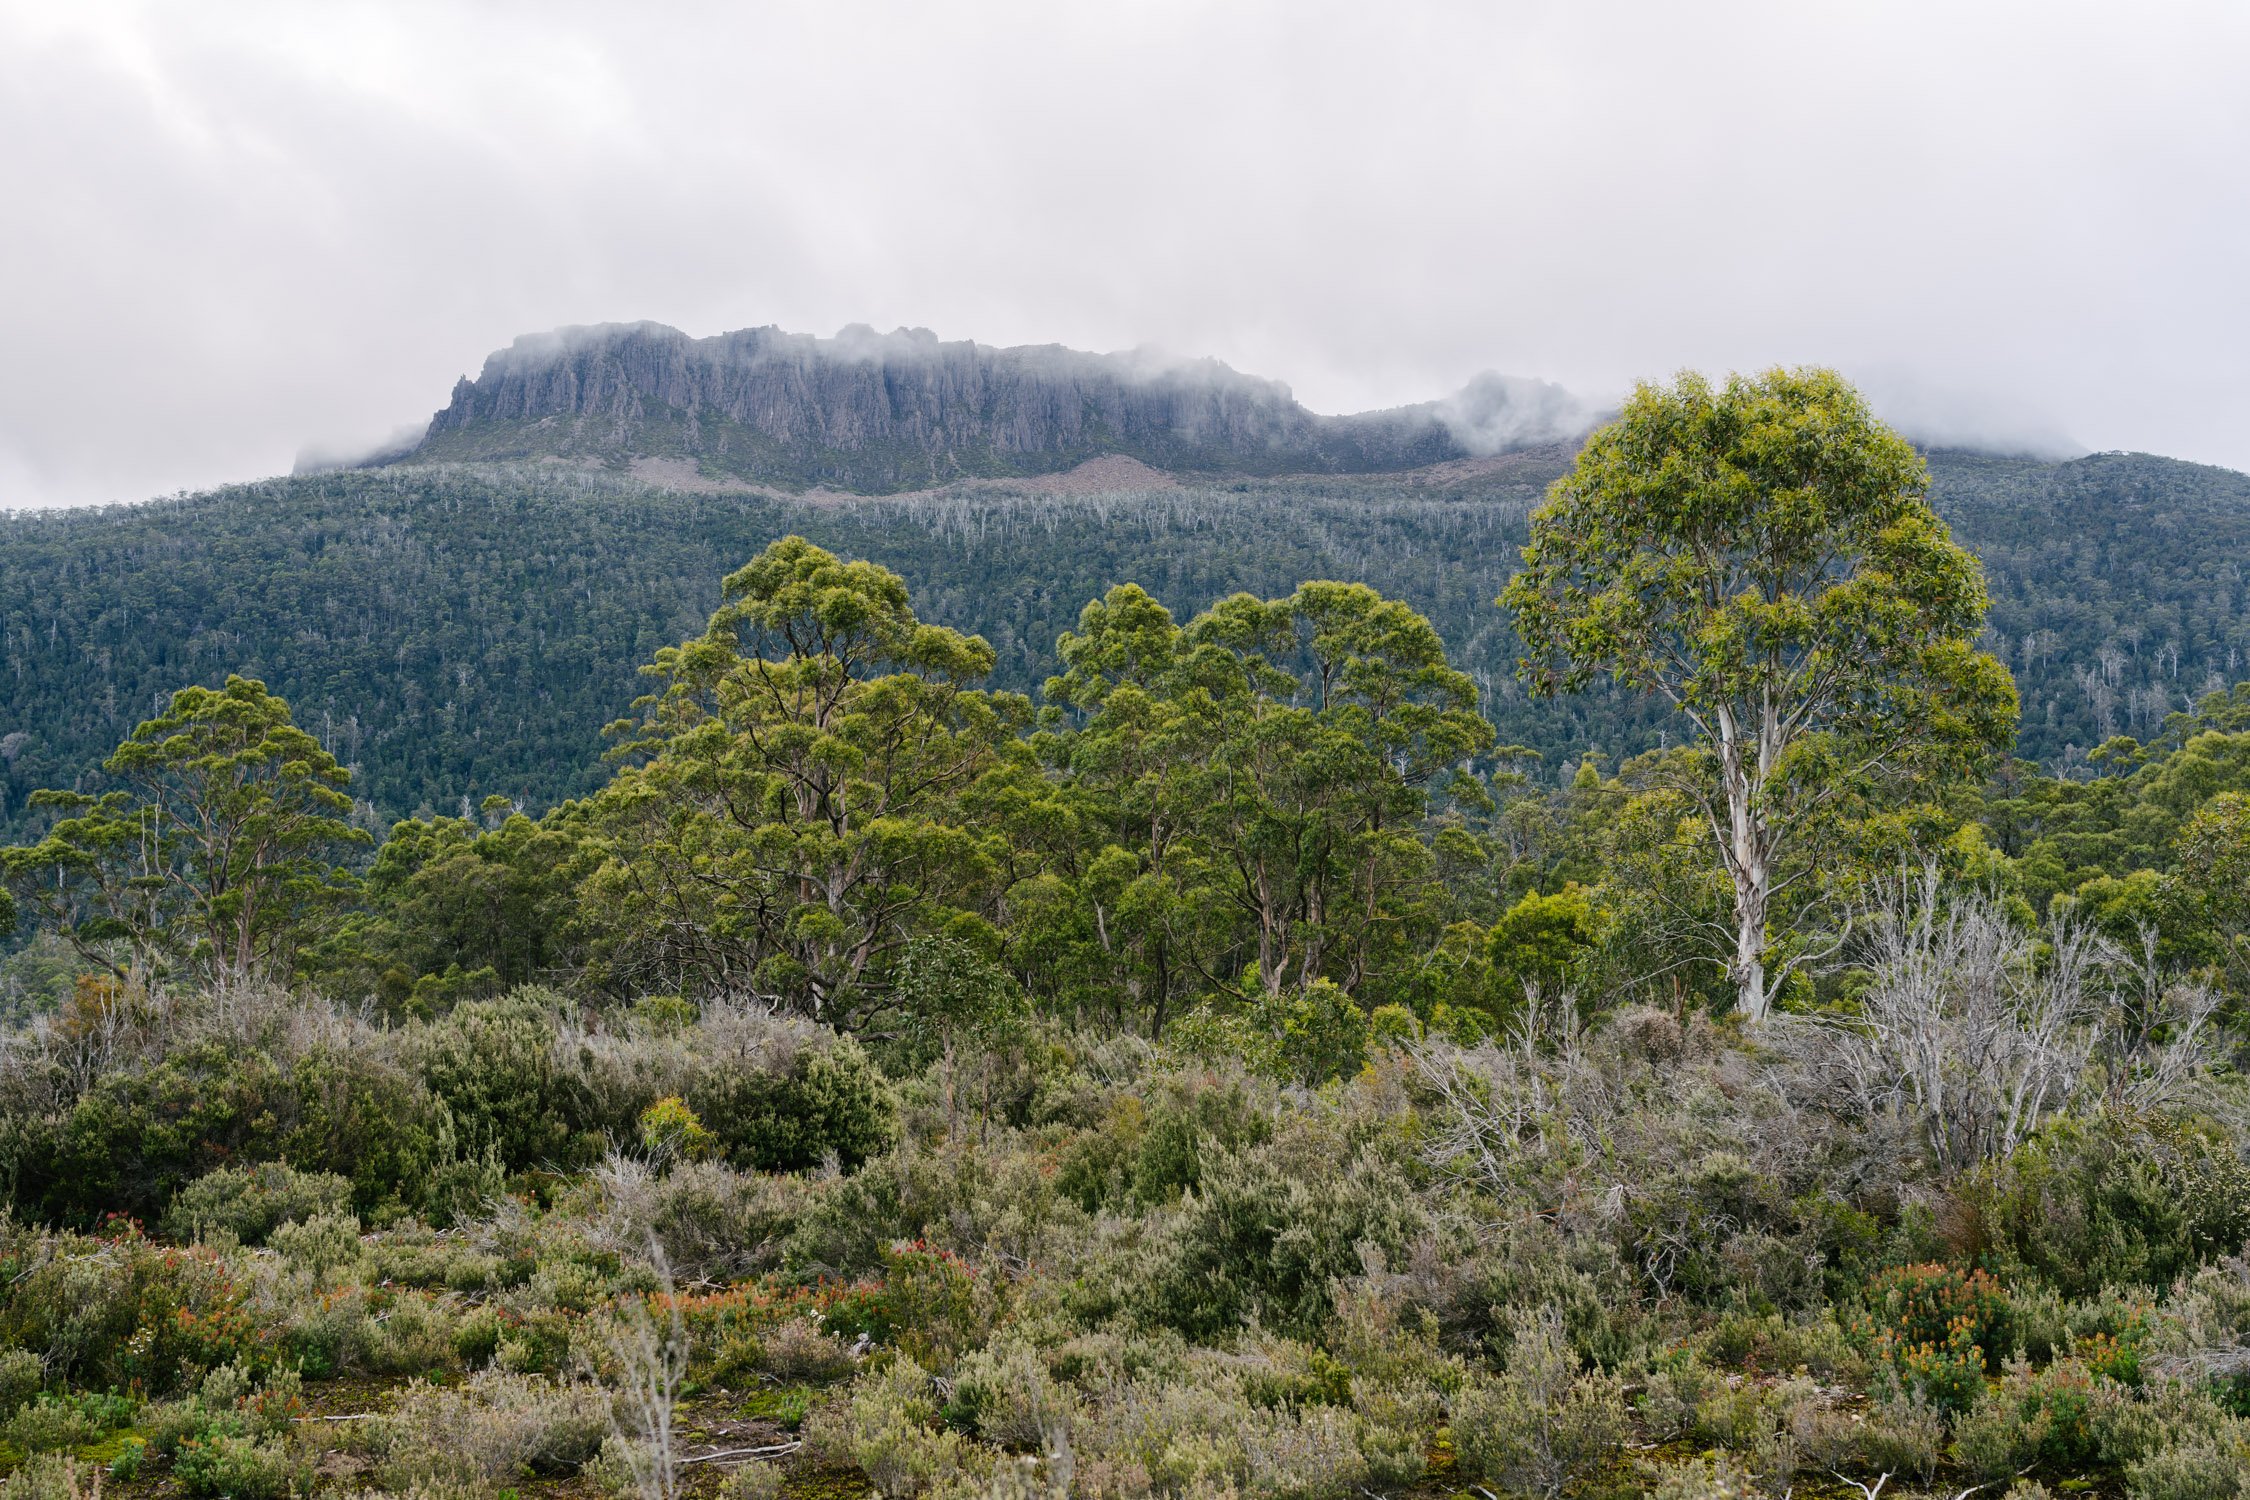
[1040, 579, 1494, 1015]
[0, 675, 366, 985]
[581, 536, 1033, 1023]
[1503, 369, 2016, 1022]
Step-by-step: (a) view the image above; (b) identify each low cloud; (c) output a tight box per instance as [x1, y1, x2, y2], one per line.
[1433, 374, 1606, 455]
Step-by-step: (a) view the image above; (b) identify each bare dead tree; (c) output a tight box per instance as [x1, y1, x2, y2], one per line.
[1814, 869, 2109, 1173]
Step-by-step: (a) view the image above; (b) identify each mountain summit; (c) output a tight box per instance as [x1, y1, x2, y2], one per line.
[366, 322, 1599, 493]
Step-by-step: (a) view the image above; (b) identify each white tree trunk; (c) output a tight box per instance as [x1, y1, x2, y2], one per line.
[1718, 704, 1777, 1024]
[1731, 855, 1771, 1024]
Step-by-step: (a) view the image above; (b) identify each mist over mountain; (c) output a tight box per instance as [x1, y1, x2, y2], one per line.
[356, 322, 1603, 492]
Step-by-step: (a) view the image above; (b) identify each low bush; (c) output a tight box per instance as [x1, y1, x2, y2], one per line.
[1453, 1308, 1628, 1500]
[269, 1210, 366, 1280]
[2, 1390, 135, 1453]
[173, 1432, 305, 1500]
[0, 1223, 265, 1392]
[1135, 1120, 1425, 1339]
[0, 1455, 108, 1500]
[162, 1162, 353, 1246]
[808, 1355, 982, 1500]
[1855, 1261, 2012, 1409]
[583, 1155, 808, 1281]
[1967, 1117, 2250, 1300]
[365, 1369, 611, 1488]
[0, 1347, 43, 1417]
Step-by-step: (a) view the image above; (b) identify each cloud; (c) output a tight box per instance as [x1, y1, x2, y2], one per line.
[1, 1, 2245, 508]
[1433, 375, 1605, 456]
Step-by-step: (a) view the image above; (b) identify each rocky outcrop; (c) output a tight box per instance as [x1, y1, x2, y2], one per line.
[389, 322, 1596, 492]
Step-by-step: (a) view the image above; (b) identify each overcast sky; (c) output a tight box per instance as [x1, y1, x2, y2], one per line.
[2, 1, 2246, 508]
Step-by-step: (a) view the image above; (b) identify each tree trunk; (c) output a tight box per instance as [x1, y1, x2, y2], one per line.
[1730, 860, 1770, 1024]
[1718, 706, 1776, 1024]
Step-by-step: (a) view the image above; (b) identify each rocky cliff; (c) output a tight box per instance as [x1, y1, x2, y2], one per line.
[382, 322, 1597, 492]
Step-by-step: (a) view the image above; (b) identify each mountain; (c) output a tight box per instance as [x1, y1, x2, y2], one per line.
[7, 442, 2250, 841]
[369, 322, 1599, 492]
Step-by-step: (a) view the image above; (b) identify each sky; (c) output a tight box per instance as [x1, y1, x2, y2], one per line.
[2, 1, 2246, 509]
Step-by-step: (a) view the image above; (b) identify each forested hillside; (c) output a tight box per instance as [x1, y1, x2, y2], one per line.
[5, 447, 2246, 840]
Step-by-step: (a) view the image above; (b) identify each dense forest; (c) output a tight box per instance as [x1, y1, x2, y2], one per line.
[4, 446, 2249, 843]
[0, 374, 2249, 1500]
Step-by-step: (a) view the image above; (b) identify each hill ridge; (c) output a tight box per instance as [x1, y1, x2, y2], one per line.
[372, 321, 1600, 493]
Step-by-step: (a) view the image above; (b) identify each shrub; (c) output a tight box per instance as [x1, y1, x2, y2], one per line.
[0, 1346, 45, 1416]
[269, 1211, 366, 1280]
[369, 1369, 611, 1487]
[1167, 982, 1375, 1088]
[2, 1041, 298, 1226]
[1950, 1358, 2107, 1480]
[173, 1433, 304, 1500]
[1063, 1352, 1375, 1500]
[585, 1156, 807, 1281]
[1967, 1116, 2250, 1300]
[2126, 1431, 2250, 1500]
[687, 1034, 894, 1172]
[0, 1223, 265, 1392]
[1854, 1391, 1945, 1484]
[810, 1356, 981, 1499]
[2, 1391, 134, 1453]
[1644, 1456, 1762, 1500]
[718, 1463, 785, 1500]
[1453, 1307, 1627, 1500]
[162, 1162, 353, 1246]
[1054, 1070, 1272, 1213]
[416, 990, 584, 1172]
[278, 1042, 446, 1217]
[947, 1337, 1077, 1448]
[638, 1095, 717, 1164]
[1856, 1262, 2010, 1409]
[1136, 1121, 1424, 1339]
[0, 1455, 106, 1500]
[882, 1241, 994, 1367]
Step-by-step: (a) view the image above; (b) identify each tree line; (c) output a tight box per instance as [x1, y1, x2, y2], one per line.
[7, 369, 2245, 1039]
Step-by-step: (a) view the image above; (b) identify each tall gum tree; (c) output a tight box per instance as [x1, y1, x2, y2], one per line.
[0, 675, 366, 986]
[1501, 369, 2017, 1022]
[584, 536, 1031, 1021]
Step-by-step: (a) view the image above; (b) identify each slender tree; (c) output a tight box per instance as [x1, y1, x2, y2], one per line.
[1502, 369, 2016, 1021]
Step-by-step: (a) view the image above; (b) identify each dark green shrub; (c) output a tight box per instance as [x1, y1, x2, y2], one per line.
[1136, 1122, 1425, 1339]
[451, 1306, 508, 1370]
[688, 1035, 893, 1172]
[0, 1035, 447, 1229]
[1968, 1116, 2249, 1299]
[278, 1044, 444, 1217]
[0, 1041, 297, 1226]
[1054, 1071, 1272, 1213]
[415, 990, 586, 1172]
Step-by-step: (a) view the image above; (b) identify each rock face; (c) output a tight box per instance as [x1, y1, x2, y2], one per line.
[391, 321, 1596, 492]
